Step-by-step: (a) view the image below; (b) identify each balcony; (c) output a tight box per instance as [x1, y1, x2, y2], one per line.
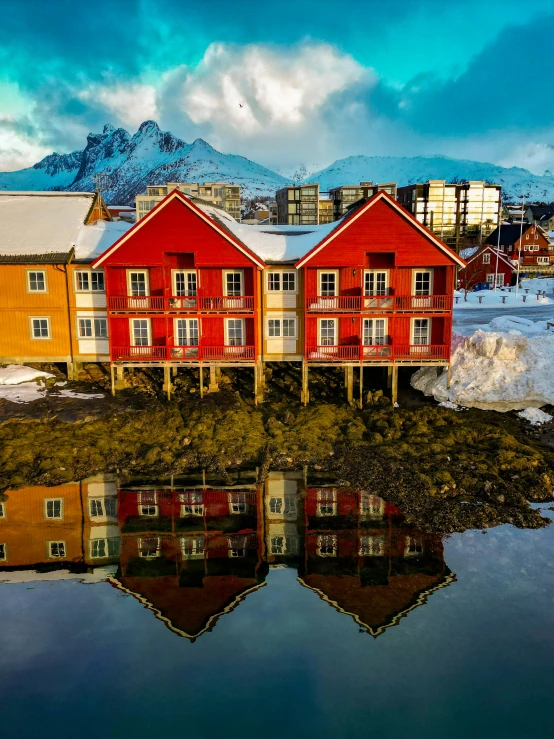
[111, 345, 256, 363]
[108, 296, 254, 313]
[306, 344, 448, 363]
[305, 295, 451, 312]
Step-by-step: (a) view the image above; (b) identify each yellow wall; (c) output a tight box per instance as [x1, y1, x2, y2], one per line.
[262, 267, 304, 360]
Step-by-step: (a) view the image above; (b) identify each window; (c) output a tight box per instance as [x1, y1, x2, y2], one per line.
[538, 257, 550, 264]
[173, 271, 197, 296]
[138, 492, 158, 517]
[268, 273, 280, 291]
[180, 492, 204, 516]
[317, 534, 337, 557]
[229, 493, 248, 514]
[128, 271, 148, 296]
[482, 253, 490, 264]
[78, 317, 108, 339]
[284, 496, 297, 515]
[44, 498, 63, 520]
[269, 497, 282, 514]
[131, 319, 150, 347]
[267, 318, 296, 338]
[364, 271, 388, 296]
[363, 319, 387, 346]
[412, 318, 430, 345]
[138, 537, 161, 558]
[414, 270, 432, 295]
[181, 536, 205, 558]
[405, 536, 424, 557]
[0, 543, 6, 561]
[175, 318, 199, 346]
[0, 502, 5, 518]
[27, 270, 47, 292]
[30, 317, 51, 339]
[319, 272, 337, 296]
[89, 498, 117, 518]
[317, 489, 337, 516]
[359, 534, 385, 557]
[360, 494, 385, 519]
[90, 538, 120, 559]
[319, 319, 336, 346]
[48, 541, 66, 558]
[282, 272, 296, 291]
[224, 271, 243, 296]
[75, 270, 104, 292]
[226, 319, 244, 346]
[267, 271, 296, 292]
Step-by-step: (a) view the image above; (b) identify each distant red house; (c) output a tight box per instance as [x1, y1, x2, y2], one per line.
[458, 245, 516, 289]
[486, 223, 552, 268]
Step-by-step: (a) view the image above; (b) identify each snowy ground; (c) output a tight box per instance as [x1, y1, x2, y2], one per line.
[0, 364, 104, 404]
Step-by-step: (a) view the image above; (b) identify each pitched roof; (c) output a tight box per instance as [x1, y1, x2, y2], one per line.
[460, 244, 516, 270]
[0, 192, 131, 262]
[0, 250, 73, 264]
[486, 223, 533, 246]
[294, 190, 467, 268]
[528, 205, 554, 220]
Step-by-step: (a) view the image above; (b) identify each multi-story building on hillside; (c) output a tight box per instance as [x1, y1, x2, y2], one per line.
[329, 182, 397, 220]
[318, 195, 334, 224]
[276, 184, 320, 225]
[136, 182, 241, 222]
[397, 180, 501, 251]
[0, 191, 129, 378]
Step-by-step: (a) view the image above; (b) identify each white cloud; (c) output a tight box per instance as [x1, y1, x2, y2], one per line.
[0, 117, 51, 170]
[79, 82, 158, 128]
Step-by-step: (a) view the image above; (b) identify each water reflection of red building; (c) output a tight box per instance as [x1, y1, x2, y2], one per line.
[111, 487, 268, 641]
[299, 487, 454, 637]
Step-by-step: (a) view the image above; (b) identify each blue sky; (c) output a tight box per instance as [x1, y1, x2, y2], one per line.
[1, 0, 554, 173]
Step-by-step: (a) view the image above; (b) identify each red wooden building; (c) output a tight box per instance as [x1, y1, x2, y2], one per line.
[91, 190, 265, 395]
[486, 223, 552, 268]
[458, 245, 515, 289]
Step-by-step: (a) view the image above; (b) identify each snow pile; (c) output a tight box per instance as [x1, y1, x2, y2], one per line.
[455, 289, 553, 309]
[412, 326, 554, 411]
[518, 408, 553, 425]
[0, 365, 54, 385]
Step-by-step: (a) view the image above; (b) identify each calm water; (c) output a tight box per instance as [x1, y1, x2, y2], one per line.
[0, 472, 553, 738]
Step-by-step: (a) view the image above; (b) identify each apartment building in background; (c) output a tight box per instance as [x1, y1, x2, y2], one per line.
[329, 182, 398, 220]
[276, 184, 320, 225]
[136, 182, 242, 222]
[318, 195, 334, 224]
[397, 180, 501, 251]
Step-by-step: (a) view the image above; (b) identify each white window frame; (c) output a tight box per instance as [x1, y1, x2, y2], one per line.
[180, 535, 205, 558]
[172, 270, 197, 297]
[318, 318, 336, 346]
[29, 316, 51, 340]
[317, 533, 337, 557]
[130, 318, 151, 347]
[228, 492, 248, 514]
[138, 536, 162, 558]
[411, 318, 431, 346]
[359, 534, 385, 557]
[48, 541, 66, 559]
[360, 493, 385, 519]
[412, 269, 434, 296]
[316, 489, 337, 516]
[74, 269, 105, 293]
[482, 253, 490, 264]
[0, 542, 6, 561]
[404, 535, 424, 557]
[267, 271, 297, 293]
[225, 318, 245, 346]
[126, 270, 149, 296]
[537, 256, 550, 264]
[77, 316, 108, 339]
[223, 270, 244, 297]
[364, 270, 389, 296]
[363, 318, 388, 346]
[89, 537, 120, 559]
[26, 269, 48, 293]
[179, 492, 204, 517]
[0, 502, 5, 518]
[266, 316, 297, 339]
[138, 492, 158, 517]
[89, 497, 117, 518]
[174, 318, 199, 346]
[44, 498, 64, 520]
[318, 270, 339, 297]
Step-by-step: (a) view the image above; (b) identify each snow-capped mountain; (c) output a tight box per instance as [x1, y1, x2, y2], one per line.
[0, 121, 292, 204]
[308, 155, 554, 202]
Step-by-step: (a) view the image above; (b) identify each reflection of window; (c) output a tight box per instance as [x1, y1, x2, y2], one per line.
[48, 541, 66, 558]
[180, 492, 204, 516]
[317, 534, 337, 557]
[138, 492, 158, 517]
[229, 493, 248, 514]
[284, 496, 297, 515]
[138, 537, 161, 558]
[359, 534, 385, 556]
[0, 543, 6, 561]
[90, 538, 120, 558]
[181, 536, 205, 558]
[405, 536, 424, 557]
[45, 498, 63, 520]
[89, 498, 117, 518]
[271, 536, 298, 555]
[360, 494, 384, 519]
[0, 502, 5, 518]
[269, 497, 282, 514]
[316, 489, 337, 516]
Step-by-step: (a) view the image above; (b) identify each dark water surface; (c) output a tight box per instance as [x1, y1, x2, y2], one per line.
[0, 473, 553, 738]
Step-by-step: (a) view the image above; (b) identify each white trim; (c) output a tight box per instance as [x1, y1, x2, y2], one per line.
[171, 269, 197, 296]
[92, 191, 266, 269]
[410, 317, 431, 344]
[265, 315, 298, 339]
[29, 315, 51, 340]
[464, 246, 514, 271]
[0, 542, 6, 562]
[76, 315, 108, 339]
[265, 270, 298, 293]
[44, 497, 64, 520]
[364, 269, 389, 295]
[317, 317, 337, 345]
[222, 269, 244, 296]
[318, 269, 339, 296]
[130, 317, 151, 346]
[295, 191, 467, 268]
[411, 268, 434, 295]
[362, 317, 388, 345]
[224, 317, 245, 345]
[74, 269, 105, 293]
[174, 317, 200, 346]
[47, 540, 67, 559]
[126, 269, 149, 296]
[26, 269, 48, 293]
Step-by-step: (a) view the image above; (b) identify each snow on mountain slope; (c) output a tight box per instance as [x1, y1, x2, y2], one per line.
[308, 155, 554, 202]
[0, 121, 292, 204]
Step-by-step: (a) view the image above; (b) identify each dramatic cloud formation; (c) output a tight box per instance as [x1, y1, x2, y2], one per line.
[1, 0, 554, 173]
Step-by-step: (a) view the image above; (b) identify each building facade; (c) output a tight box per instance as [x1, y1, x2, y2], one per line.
[458, 245, 515, 289]
[486, 223, 553, 270]
[136, 182, 241, 222]
[276, 184, 320, 225]
[329, 182, 398, 220]
[397, 180, 501, 251]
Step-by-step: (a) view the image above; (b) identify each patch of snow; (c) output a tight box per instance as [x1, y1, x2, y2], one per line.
[438, 400, 465, 411]
[0, 383, 47, 403]
[0, 365, 53, 385]
[411, 325, 554, 411]
[0, 566, 117, 584]
[518, 407, 553, 425]
[57, 389, 104, 400]
[455, 289, 553, 309]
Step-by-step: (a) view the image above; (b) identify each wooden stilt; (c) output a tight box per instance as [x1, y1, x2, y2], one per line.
[172, 366, 178, 377]
[387, 365, 393, 388]
[345, 366, 354, 404]
[447, 363, 451, 389]
[199, 366, 204, 398]
[391, 366, 398, 406]
[163, 366, 172, 400]
[209, 365, 219, 393]
[254, 365, 258, 405]
[115, 365, 125, 390]
[110, 365, 115, 396]
[301, 361, 309, 406]
[358, 366, 364, 409]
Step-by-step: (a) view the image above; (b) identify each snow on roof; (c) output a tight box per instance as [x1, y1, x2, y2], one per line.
[196, 201, 342, 262]
[0, 192, 131, 261]
[460, 247, 479, 259]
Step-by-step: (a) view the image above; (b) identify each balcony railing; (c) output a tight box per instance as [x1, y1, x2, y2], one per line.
[305, 295, 451, 312]
[111, 345, 256, 362]
[306, 344, 448, 362]
[108, 296, 254, 312]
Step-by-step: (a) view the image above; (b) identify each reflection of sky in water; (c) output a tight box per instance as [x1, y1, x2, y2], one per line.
[0, 510, 553, 739]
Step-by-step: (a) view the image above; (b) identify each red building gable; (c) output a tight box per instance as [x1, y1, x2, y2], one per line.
[458, 245, 515, 289]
